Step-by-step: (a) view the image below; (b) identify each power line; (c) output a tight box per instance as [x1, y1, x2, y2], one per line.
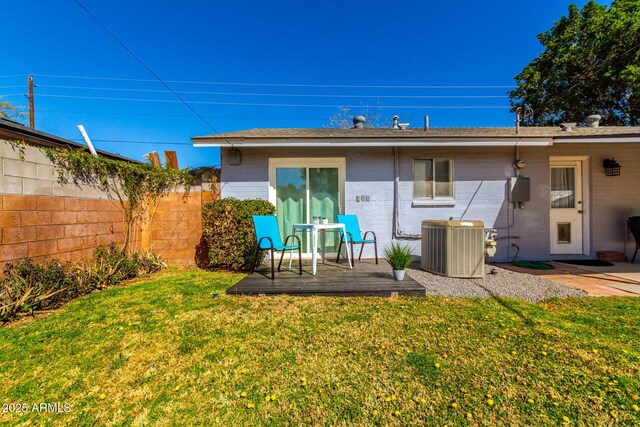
[67, 137, 193, 146]
[0, 75, 25, 79]
[37, 109, 324, 121]
[37, 84, 509, 99]
[37, 109, 513, 123]
[72, 0, 228, 142]
[34, 73, 516, 89]
[33, 93, 511, 109]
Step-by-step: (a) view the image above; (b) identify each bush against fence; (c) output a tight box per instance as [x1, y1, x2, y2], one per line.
[201, 198, 275, 271]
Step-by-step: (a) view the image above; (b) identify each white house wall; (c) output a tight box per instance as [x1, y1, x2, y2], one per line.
[220, 143, 640, 262]
[540, 143, 640, 261]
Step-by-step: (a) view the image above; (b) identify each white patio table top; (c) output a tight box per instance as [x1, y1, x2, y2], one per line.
[292, 223, 353, 275]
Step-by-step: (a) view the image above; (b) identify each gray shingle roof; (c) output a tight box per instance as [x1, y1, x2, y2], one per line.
[0, 118, 140, 163]
[192, 126, 640, 143]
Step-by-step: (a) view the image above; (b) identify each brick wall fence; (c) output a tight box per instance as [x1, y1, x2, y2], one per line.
[0, 194, 130, 264]
[142, 190, 215, 266]
[0, 140, 216, 268]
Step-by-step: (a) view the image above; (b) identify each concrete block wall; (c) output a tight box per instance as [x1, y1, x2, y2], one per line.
[1, 140, 214, 268]
[220, 142, 640, 262]
[220, 146, 512, 259]
[0, 141, 108, 199]
[144, 189, 216, 266]
[0, 140, 131, 266]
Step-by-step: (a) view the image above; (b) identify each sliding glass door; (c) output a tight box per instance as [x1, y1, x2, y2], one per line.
[275, 167, 308, 250]
[270, 158, 345, 254]
[309, 167, 340, 251]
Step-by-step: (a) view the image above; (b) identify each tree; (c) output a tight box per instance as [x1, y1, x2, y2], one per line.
[509, 0, 640, 126]
[0, 97, 27, 123]
[326, 103, 392, 128]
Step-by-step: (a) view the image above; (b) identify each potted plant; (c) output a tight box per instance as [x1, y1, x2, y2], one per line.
[383, 243, 416, 281]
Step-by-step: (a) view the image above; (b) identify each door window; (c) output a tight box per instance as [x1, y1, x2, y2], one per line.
[550, 167, 576, 208]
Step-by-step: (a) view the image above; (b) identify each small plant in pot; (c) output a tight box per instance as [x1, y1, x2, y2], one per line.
[383, 243, 416, 281]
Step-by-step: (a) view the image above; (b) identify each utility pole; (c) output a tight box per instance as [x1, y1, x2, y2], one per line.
[28, 75, 35, 129]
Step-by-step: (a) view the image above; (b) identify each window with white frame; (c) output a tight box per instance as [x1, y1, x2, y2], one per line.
[413, 159, 454, 199]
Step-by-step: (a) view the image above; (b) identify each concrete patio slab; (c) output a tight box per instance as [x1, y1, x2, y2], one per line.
[606, 283, 640, 295]
[556, 261, 640, 283]
[497, 261, 640, 297]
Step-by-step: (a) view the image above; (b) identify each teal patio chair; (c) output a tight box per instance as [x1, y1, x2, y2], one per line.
[628, 216, 640, 263]
[251, 215, 302, 280]
[336, 214, 378, 265]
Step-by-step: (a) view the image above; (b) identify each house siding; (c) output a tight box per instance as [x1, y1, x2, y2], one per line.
[542, 143, 640, 260]
[220, 143, 640, 262]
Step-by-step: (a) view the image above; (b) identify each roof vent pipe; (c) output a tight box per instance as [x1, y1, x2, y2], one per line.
[353, 115, 366, 129]
[392, 115, 409, 129]
[585, 114, 602, 127]
[77, 125, 98, 156]
[424, 115, 430, 130]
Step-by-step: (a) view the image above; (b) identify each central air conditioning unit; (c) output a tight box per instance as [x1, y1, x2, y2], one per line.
[421, 220, 485, 278]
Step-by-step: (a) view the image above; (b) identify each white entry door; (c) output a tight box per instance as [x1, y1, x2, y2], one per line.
[549, 161, 584, 254]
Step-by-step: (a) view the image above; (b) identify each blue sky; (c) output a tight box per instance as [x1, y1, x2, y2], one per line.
[1, 0, 593, 167]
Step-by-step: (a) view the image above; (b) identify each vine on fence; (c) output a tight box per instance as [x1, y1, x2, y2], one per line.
[5, 139, 26, 160]
[42, 147, 194, 252]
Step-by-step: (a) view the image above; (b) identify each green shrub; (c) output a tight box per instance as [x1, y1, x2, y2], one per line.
[0, 245, 165, 323]
[383, 242, 416, 270]
[72, 244, 164, 290]
[1, 259, 73, 319]
[202, 198, 276, 271]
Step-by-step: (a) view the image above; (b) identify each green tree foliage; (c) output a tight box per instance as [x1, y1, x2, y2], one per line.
[201, 198, 275, 271]
[0, 97, 27, 122]
[510, 0, 640, 125]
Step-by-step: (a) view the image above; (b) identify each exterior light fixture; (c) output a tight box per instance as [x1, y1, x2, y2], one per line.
[228, 148, 242, 166]
[603, 158, 621, 176]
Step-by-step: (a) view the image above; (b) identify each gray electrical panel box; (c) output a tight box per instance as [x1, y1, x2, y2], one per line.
[510, 177, 530, 202]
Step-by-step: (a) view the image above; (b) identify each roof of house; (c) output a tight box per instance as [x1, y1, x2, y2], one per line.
[0, 118, 140, 163]
[192, 126, 640, 147]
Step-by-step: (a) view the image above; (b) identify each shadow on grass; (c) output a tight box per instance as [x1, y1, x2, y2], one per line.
[472, 280, 536, 328]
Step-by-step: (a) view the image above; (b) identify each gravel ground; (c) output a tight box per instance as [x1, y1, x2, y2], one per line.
[405, 262, 585, 303]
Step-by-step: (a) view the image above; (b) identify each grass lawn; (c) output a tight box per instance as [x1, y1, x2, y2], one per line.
[1, 269, 639, 426]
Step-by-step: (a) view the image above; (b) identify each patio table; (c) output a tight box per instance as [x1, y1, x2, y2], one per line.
[292, 223, 353, 275]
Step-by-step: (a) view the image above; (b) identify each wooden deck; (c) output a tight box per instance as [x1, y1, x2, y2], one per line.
[227, 260, 426, 297]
